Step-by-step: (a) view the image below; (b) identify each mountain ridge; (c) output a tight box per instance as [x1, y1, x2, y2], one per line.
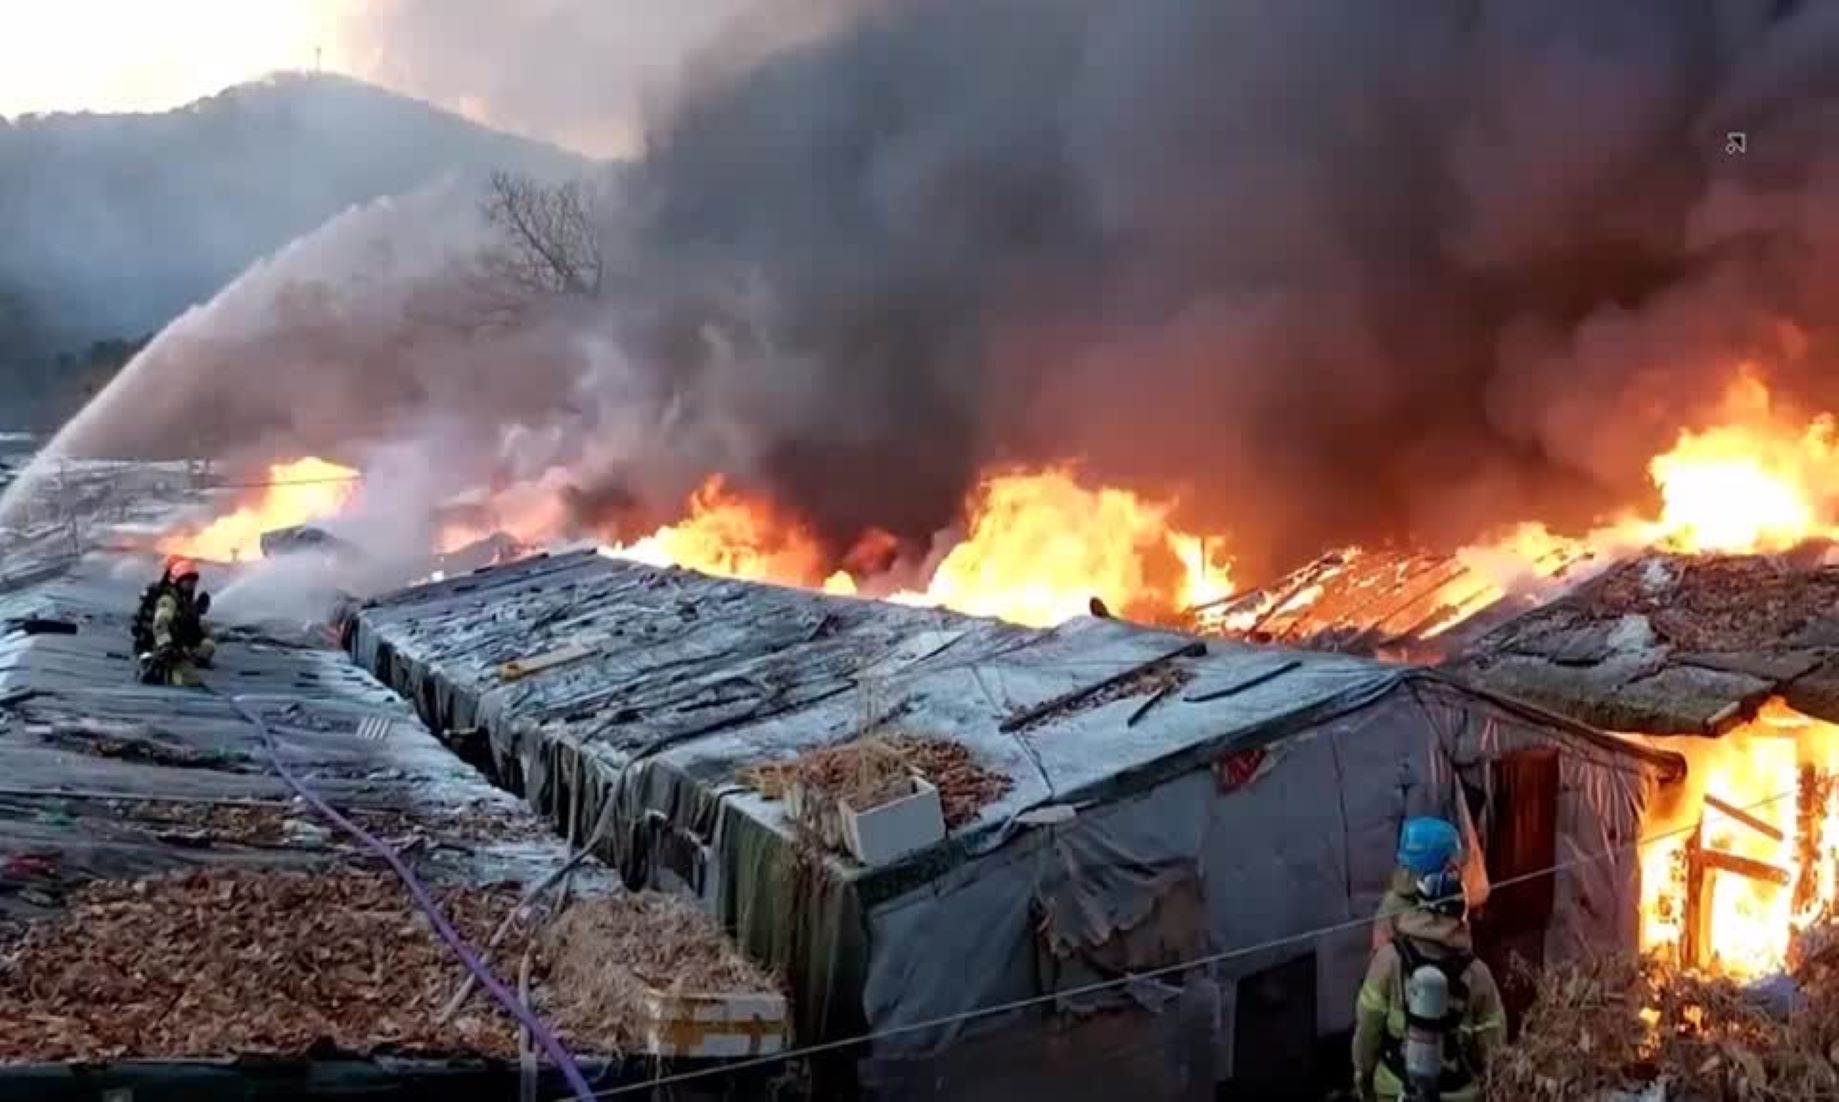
[0, 71, 595, 345]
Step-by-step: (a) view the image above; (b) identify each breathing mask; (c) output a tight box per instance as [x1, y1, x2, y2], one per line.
[1414, 867, 1467, 919]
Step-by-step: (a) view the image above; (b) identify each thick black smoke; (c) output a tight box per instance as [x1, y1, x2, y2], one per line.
[588, 0, 1839, 576]
[15, 0, 1839, 583]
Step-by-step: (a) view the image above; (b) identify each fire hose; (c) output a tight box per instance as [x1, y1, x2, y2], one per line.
[214, 689, 596, 1101]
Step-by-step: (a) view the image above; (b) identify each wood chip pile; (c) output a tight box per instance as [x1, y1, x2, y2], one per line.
[0, 867, 786, 1067]
[1489, 932, 1839, 1101]
[742, 734, 1013, 830]
[0, 869, 525, 1063]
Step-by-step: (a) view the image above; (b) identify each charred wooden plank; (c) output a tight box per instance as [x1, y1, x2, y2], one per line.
[1245, 562, 1340, 636]
[1698, 847, 1791, 887]
[1183, 659, 1303, 704]
[1125, 682, 1180, 728]
[1683, 825, 1708, 970]
[1704, 793, 1786, 843]
[497, 642, 595, 682]
[1001, 641, 1206, 733]
[1797, 766, 1832, 915]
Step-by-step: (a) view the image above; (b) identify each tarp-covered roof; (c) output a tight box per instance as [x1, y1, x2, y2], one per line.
[0, 553, 595, 921]
[0, 553, 642, 1075]
[1448, 552, 1839, 734]
[353, 549, 1674, 861]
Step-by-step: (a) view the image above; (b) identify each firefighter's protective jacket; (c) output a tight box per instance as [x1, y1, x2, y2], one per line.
[151, 592, 184, 651]
[1370, 868, 1416, 951]
[1352, 903, 1506, 1101]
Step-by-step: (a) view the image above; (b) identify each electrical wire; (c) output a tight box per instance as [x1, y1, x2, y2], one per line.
[201, 474, 365, 489]
[583, 784, 1802, 1098]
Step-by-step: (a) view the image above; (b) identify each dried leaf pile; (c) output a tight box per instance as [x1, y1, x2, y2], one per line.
[540, 894, 781, 1053]
[1489, 933, 1839, 1101]
[742, 734, 1013, 830]
[886, 736, 1015, 827]
[0, 869, 526, 1063]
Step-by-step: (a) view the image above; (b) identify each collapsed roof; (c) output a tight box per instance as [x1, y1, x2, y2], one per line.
[1446, 552, 1839, 734]
[1189, 543, 1599, 658]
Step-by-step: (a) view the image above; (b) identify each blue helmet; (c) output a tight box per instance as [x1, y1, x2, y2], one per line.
[1397, 816, 1461, 877]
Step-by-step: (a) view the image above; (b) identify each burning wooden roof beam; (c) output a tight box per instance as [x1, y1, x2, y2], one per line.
[1704, 792, 1786, 843]
[1697, 847, 1792, 887]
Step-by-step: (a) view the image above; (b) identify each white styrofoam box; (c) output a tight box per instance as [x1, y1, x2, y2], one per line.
[639, 987, 790, 1059]
[841, 775, 945, 867]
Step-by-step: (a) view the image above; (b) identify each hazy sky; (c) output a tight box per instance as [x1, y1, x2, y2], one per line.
[0, 0, 783, 157]
[0, 0, 358, 115]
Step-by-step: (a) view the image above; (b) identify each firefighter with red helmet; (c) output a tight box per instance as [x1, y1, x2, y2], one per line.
[134, 558, 215, 686]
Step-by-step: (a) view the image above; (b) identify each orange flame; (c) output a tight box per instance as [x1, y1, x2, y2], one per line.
[887, 467, 1232, 627]
[590, 466, 1232, 627]
[158, 457, 358, 563]
[602, 475, 834, 588]
[1430, 370, 1839, 636]
[1637, 701, 1839, 979]
[1644, 371, 1839, 553]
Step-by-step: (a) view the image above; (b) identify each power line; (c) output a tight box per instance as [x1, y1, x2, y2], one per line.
[586, 784, 1801, 1098]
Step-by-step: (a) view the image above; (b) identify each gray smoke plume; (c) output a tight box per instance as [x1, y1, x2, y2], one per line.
[335, 0, 855, 157]
[15, 0, 1839, 585]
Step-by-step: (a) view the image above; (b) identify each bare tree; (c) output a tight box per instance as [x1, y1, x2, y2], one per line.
[480, 171, 604, 299]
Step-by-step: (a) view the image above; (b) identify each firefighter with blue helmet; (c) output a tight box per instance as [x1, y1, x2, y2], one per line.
[1353, 816, 1506, 1101]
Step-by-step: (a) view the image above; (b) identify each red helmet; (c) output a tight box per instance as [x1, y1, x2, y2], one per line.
[164, 557, 200, 582]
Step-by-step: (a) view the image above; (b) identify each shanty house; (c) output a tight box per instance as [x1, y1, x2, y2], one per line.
[1447, 552, 1839, 976]
[349, 549, 1681, 1099]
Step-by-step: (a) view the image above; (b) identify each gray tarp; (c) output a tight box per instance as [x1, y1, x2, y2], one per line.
[349, 550, 1674, 1087]
[859, 679, 1656, 1072]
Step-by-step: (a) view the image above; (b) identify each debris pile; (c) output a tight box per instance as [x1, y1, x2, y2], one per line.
[0, 869, 525, 1062]
[107, 798, 549, 849]
[1489, 930, 1839, 1100]
[742, 734, 1012, 831]
[1577, 554, 1839, 654]
[885, 736, 1015, 827]
[0, 867, 786, 1066]
[541, 894, 782, 1052]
